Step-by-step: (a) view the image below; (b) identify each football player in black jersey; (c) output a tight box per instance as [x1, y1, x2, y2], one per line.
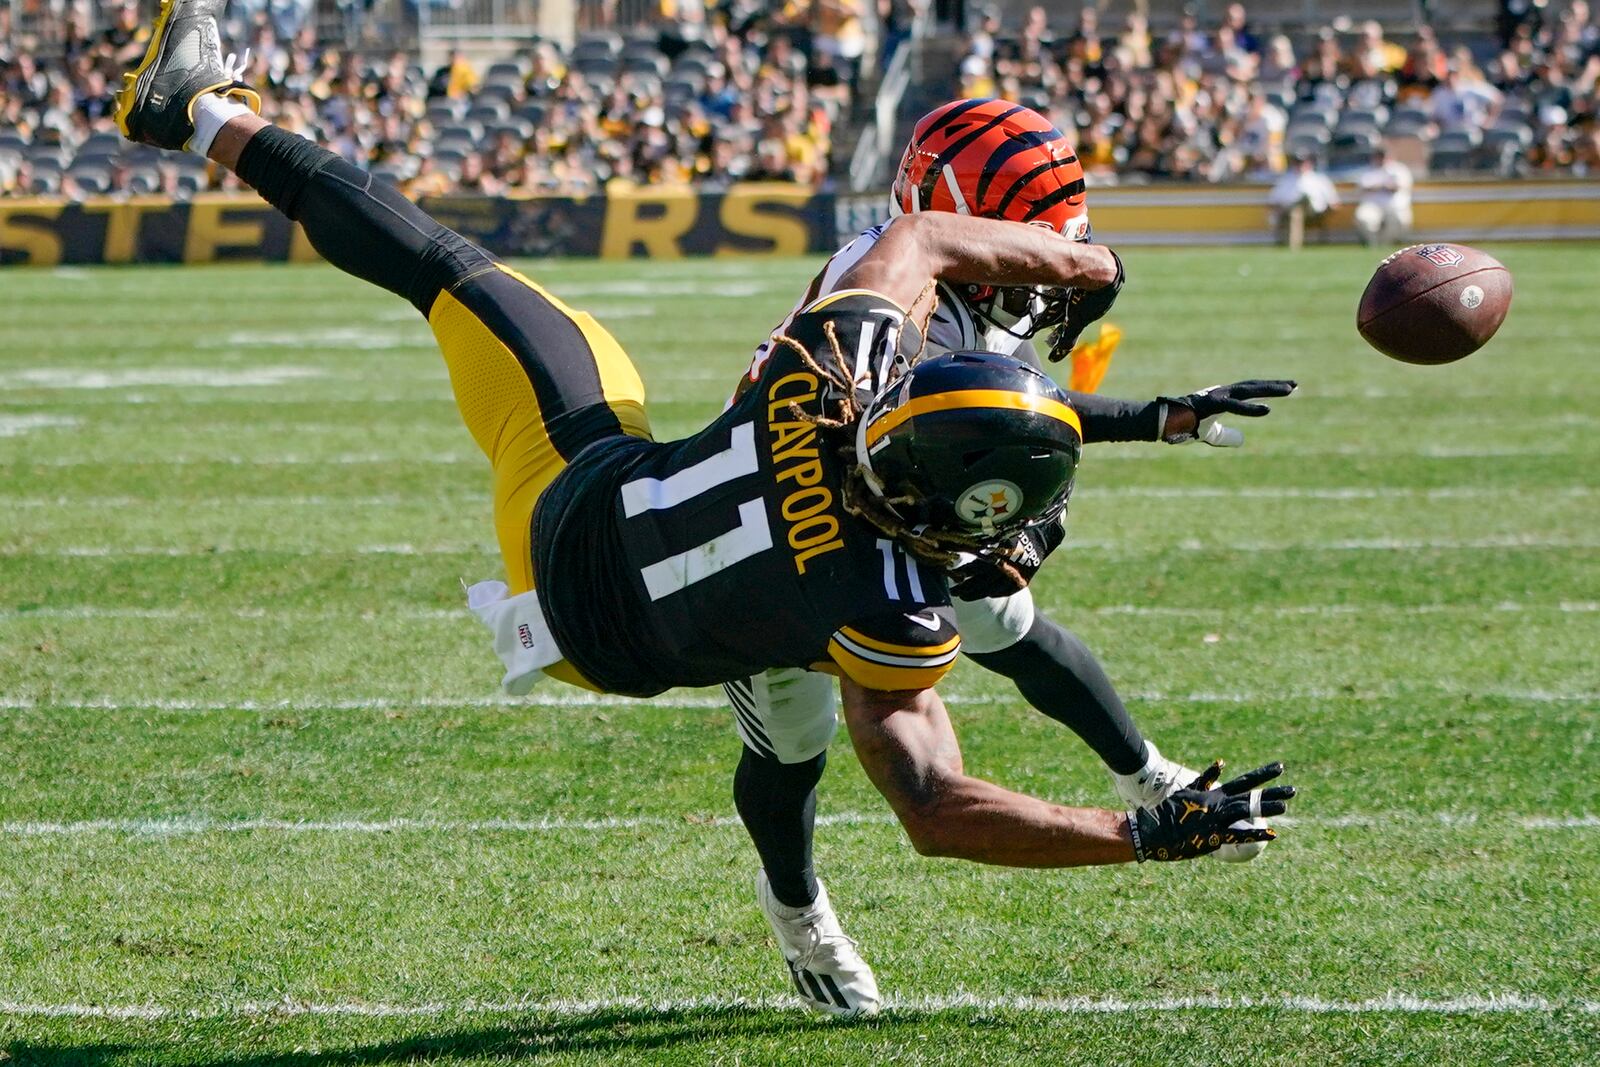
[116, 0, 1296, 1017]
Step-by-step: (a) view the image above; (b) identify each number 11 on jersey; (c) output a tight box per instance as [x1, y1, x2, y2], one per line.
[620, 423, 775, 601]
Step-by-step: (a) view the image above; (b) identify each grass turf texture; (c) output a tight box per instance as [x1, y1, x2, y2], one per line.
[1, 244, 1596, 1064]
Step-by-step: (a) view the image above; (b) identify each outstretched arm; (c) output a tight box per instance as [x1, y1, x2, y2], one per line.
[835, 212, 1120, 311]
[841, 676, 1135, 866]
[841, 678, 1293, 865]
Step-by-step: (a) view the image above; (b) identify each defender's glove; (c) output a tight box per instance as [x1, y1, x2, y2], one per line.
[948, 513, 1067, 601]
[1159, 380, 1298, 447]
[1046, 249, 1125, 362]
[1127, 761, 1295, 862]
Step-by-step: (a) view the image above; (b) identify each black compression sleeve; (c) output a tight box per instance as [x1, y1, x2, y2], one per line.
[965, 614, 1148, 774]
[1064, 390, 1163, 443]
[733, 746, 827, 909]
[233, 126, 491, 315]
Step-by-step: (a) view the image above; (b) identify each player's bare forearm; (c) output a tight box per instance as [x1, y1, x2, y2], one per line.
[837, 213, 1119, 312]
[840, 678, 1135, 867]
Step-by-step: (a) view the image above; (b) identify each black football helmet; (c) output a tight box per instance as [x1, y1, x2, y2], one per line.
[853, 350, 1083, 544]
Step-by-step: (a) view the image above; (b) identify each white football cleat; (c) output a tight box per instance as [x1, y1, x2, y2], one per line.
[756, 870, 880, 1017]
[1111, 741, 1199, 811]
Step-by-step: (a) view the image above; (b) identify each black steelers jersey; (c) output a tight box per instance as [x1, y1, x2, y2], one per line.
[531, 290, 963, 698]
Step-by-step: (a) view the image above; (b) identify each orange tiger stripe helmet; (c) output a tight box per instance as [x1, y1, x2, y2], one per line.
[891, 98, 1090, 240]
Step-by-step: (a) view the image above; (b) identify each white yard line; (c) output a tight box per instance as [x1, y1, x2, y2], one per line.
[0, 991, 1593, 1021]
[11, 446, 1595, 465]
[4, 487, 1593, 509]
[0, 414, 80, 437]
[13, 453, 477, 467]
[2, 686, 1597, 714]
[0, 543, 496, 557]
[1087, 485, 1597, 500]
[3, 495, 421, 509]
[7, 536, 1600, 557]
[0, 367, 329, 389]
[1, 812, 1594, 838]
[3, 601, 1597, 624]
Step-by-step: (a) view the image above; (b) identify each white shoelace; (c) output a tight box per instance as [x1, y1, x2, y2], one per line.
[791, 917, 861, 972]
[222, 49, 251, 82]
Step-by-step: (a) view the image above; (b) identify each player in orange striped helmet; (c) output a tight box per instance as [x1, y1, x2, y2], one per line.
[890, 98, 1117, 371]
[891, 98, 1090, 238]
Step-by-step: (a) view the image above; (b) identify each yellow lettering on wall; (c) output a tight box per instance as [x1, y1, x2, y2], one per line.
[599, 183, 697, 259]
[288, 221, 319, 263]
[83, 199, 164, 263]
[0, 202, 65, 265]
[182, 198, 267, 263]
[716, 183, 812, 257]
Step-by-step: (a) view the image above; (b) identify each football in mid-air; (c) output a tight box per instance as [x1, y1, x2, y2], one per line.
[1356, 243, 1513, 365]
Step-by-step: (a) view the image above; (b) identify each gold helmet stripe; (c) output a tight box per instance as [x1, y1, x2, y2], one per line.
[863, 388, 1083, 449]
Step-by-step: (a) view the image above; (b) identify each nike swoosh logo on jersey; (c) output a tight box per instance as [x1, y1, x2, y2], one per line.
[906, 611, 942, 631]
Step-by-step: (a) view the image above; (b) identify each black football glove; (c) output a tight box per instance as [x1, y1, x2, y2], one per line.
[1128, 761, 1295, 862]
[947, 513, 1068, 601]
[1159, 380, 1298, 447]
[1045, 248, 1125, 362]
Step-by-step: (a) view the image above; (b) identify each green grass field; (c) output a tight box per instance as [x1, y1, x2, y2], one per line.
[1, 244, 1596, 1065]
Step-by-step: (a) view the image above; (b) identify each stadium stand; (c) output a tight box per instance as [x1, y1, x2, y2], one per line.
[0, 0, 1595, 198]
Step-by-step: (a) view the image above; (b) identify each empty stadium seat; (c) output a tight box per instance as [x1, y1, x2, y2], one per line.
[425, 101, 462, 124]
[1478, 126, 1532, 173]
[1427, 146, 1473, 173]
[571, 54, 618, 76]
[68, 165, 112, 194]
[672, 54, 715, 80]
[488, 119, 535, 141]
[26, 169, 62, 195]
[486, 60, 528, 81]
[621, 54, 668, 77]
[125, 167, 162, 194]
[465, 101, 510, 122]
[571, 33, 621, 61]
[1289, 103, 1336, 128]
[1434, 128, 1482, 153]
[1385, 114, 1433, 138]
[1285, 122, 1332, 145]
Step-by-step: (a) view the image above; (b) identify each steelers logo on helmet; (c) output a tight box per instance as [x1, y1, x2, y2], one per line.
[955, 480, 1024, 532]
[854, 351, 1083, 549]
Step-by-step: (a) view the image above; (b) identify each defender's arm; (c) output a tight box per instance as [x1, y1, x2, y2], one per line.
[835, 212, 1119, 310]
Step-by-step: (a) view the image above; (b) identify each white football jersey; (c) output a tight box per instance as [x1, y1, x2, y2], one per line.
[742, 221, 1038, 394]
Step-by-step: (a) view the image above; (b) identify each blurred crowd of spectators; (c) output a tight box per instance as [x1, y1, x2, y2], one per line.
[4, 0, 1597, 200]
[0, 0, 871, 198]
[960, 0, 1600, 182]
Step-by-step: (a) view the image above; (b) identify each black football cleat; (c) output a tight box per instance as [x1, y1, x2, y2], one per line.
[115, 0, 259, 150]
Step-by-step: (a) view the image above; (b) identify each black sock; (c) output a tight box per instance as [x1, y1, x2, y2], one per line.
[733, 745, 826, 908]
[966, 614, 1148, 774]
[233, 125, 490, 314]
